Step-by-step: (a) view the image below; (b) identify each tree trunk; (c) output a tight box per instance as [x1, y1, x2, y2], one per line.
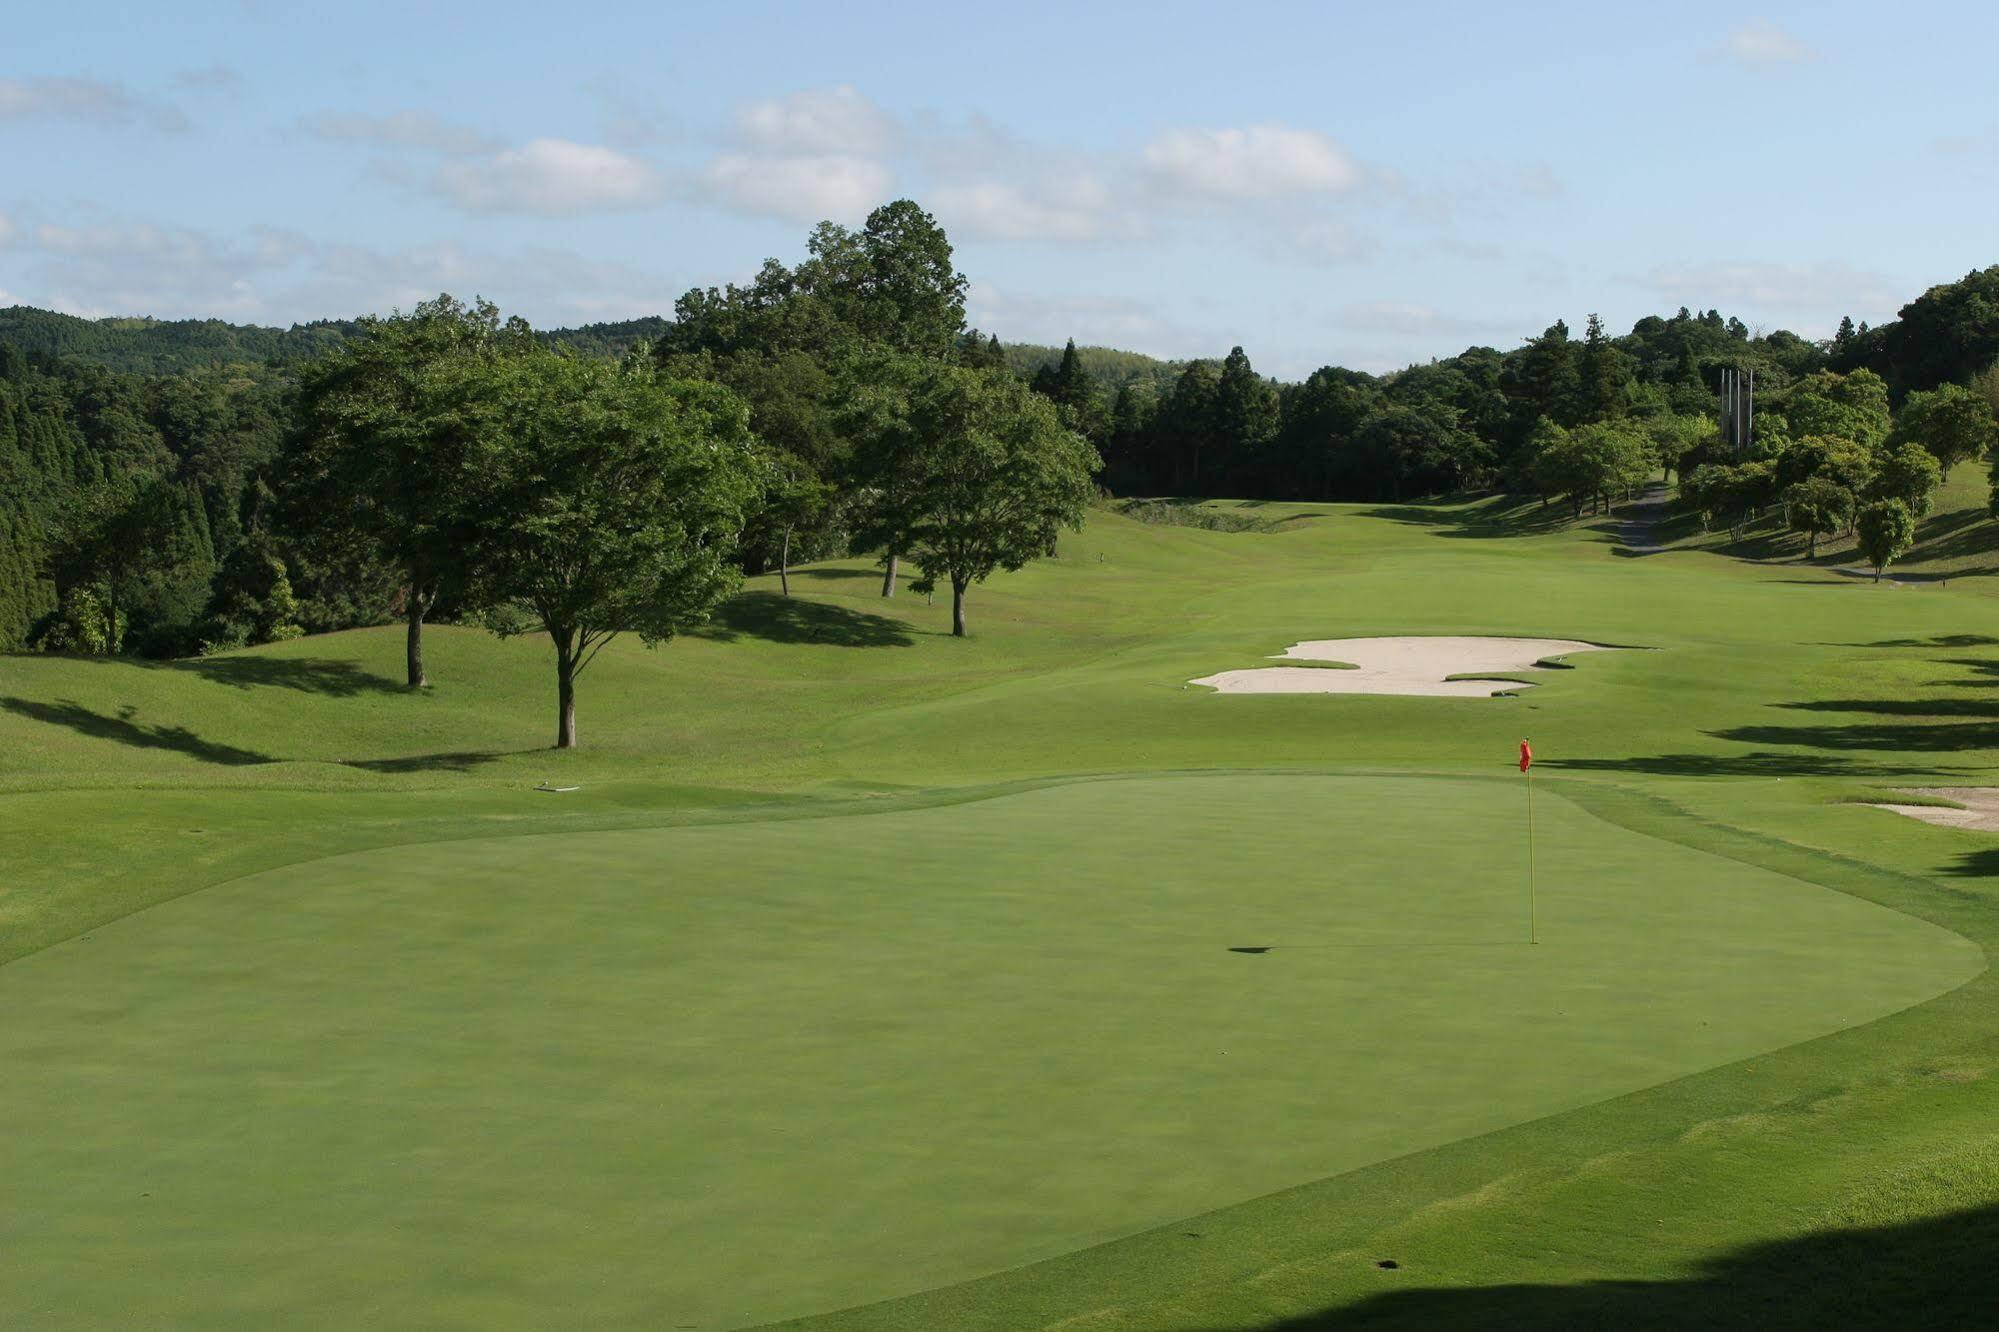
[779, 528, 791, 597]
[553, 628, 578, 749]
[405, 589, 432, 688]
[880, 551, 898, 598]
[951, 574, 968, 637]
[1808, 532, 1817, 559]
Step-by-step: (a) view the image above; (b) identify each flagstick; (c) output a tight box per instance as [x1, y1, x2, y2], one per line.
[1526, 760, 1538, 945]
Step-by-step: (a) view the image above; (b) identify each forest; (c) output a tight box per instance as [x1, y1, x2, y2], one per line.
[6, 199, 1999, 666]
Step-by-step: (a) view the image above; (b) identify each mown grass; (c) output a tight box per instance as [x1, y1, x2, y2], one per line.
[4, 488, 1999, 1327]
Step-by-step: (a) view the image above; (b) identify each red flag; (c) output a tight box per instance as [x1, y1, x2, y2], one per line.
[1518, 740, 1533, 773]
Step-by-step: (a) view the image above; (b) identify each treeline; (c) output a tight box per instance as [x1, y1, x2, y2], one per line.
[1040, 311, 1824, 503]
[10, 207, 1999, 678]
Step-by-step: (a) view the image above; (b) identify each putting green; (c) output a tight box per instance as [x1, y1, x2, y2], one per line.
[0, 774, 1976, 1328]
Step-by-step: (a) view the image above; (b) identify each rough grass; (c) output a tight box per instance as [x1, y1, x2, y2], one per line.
[5, 490, 1999, 1327]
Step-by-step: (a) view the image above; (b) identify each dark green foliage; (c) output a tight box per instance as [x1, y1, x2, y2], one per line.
[0, 305, 355, 374]
[1896, 382, 1999, 472]
[1784, 476, 1854, 558]
[1856, 498, 1916, 579]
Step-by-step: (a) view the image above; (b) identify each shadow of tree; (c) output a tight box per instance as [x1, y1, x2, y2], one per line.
[698, 591, 915, 647]
[792, 566, 889, 582]
[1542, 751, 1972, 779]
[1776, 697, 1999, 719]
[1944, 848, 1999, 878]
[176, 655, 406, 696]
[339, 750, 513, 773]
[1713, 720, 1999, 753]
[1354, 497, 1575, 539]
[0, 697, 273, 765]
[1833, 636, 1999, 649]
[1229, 1202, 1999, 1330]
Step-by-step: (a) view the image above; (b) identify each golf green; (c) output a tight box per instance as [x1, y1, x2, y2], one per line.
[0, 774, 1976, 1328]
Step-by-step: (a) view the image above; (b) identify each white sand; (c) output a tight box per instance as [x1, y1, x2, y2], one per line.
[1190, 636, 1613, 697]
[1868, 788, 1999, 831]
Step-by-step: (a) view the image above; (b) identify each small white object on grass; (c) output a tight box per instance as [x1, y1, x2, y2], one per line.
[535, 782, 581, 793]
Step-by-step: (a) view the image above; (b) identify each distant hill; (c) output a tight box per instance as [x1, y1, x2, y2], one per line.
[0, 306, 359, 375]
[0, 306, 677, 376]
[538, 316, 673, 359]
[1003, 342, 1188, 396]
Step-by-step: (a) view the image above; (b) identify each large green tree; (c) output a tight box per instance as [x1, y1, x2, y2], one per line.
[1856, 499, 1916, 582]
[1896, 382, 1999, 473]
[291, 295, 534, 687]
[862, 359, 1099, 636]
[461, 352, 765, 749]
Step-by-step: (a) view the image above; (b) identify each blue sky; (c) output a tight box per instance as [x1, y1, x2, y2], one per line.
[2, 1, 1993, 376]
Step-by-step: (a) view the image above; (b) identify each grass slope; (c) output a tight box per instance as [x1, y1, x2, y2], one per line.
[4, 492, 1999, 1328]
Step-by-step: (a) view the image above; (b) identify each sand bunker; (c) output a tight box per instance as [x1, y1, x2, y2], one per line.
[1191, 636, 1613, 697]
[1868, 788, 1999, 831]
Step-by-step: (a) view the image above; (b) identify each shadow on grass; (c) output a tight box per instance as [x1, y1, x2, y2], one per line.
[1354, 494, 1577, 539]
[1775, 697, 1999, 719]
[0, 697, 273, 765]
[792, 566, 889, 582]
[1542, 751, 1972, 779]
[698, 591, 914, 647]
[1831, 635, 1999, 649]
[1714, 720, 1999, 753]
[340, 750, 514, 774]
[1234, 1201, 1999, 1330]
[178, 655, 405, 696]
[1944, 848, 1999, 878]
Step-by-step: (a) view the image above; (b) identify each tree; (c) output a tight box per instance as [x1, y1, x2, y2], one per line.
[1575, 313, 1634, 422]
[1211, 346, 1280, 490]
[763, 455, 833, 597]
[1034, 338, 1102, 435]
[1868, 442, 1944, 518]
[828, 200, 969, 358]
[463, 352, 765, 749]
[1895, 382, 1999, 473]
[1786, 370, 1892, 449]
[1856, 499, 1915, 582]
[292, 295, 533, 686]
[1645, 413, 1720, 483]
[867, 359, 1099, 636]
[1533, 422, 1650, 516]
[1783, 477, 1852, 559]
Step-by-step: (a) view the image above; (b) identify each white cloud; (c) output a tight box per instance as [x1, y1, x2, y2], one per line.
[1720, 19, 1817, 65]
[0, 206, 687, 327]
[432, 138, 666, 215]
[0, 77, 186, 131]
[702, 152, 892, 223]
[1143, 125, 1361, 200]
[931, 178, 1134, 243]
[735, 85, 895, 156]
[297, 110, 502, 156]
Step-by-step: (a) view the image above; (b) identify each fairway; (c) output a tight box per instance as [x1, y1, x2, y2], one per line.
[0, 773, 1974, 1329]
